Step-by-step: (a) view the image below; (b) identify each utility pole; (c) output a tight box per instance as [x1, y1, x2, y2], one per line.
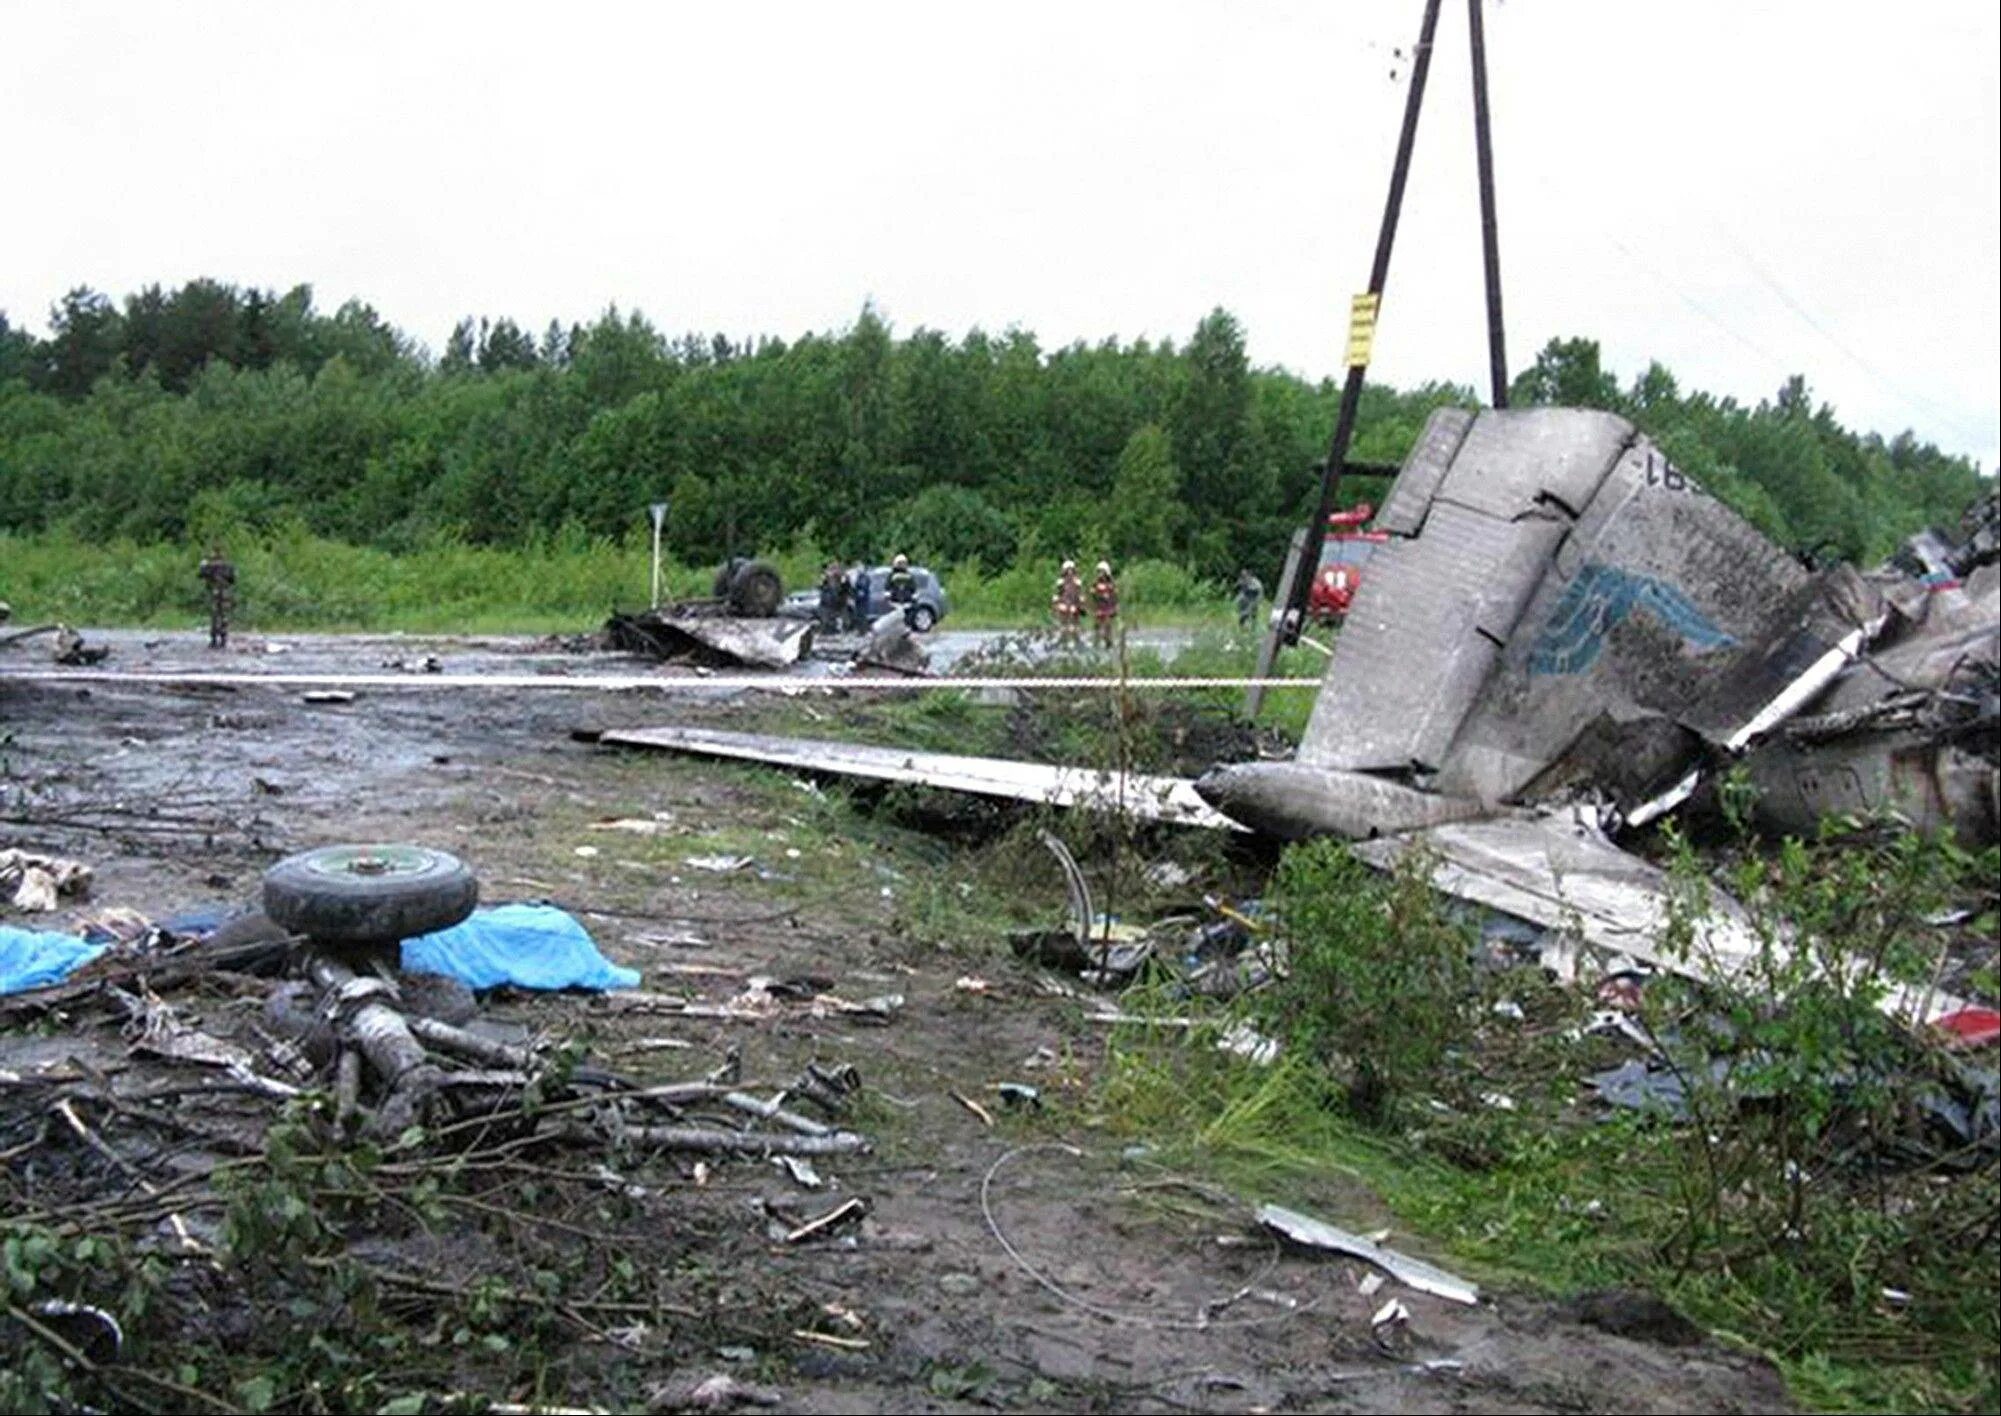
[1469, 0, 1508, 408]
[1276, 0, 1513, 643]
[1282, 0, 1444, 643]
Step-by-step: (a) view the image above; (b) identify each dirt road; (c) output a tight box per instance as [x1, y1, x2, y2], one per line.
[0, 634, 1792, 1412]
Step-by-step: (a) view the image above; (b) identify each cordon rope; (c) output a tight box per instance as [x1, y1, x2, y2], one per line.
[8, 670, 1322, 693]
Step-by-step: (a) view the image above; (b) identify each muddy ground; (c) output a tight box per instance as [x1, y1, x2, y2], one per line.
[0, 631, 1794, 1413]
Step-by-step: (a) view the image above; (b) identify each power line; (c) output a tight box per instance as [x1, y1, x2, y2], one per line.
[1709, 224, 1991, 449]
[1603, 233, 1794, 372]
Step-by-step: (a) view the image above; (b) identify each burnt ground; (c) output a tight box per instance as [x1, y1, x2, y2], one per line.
[0, 631, 1795, 1414]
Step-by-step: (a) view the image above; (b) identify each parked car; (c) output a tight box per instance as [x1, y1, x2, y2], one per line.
[781, 564, 950, 631]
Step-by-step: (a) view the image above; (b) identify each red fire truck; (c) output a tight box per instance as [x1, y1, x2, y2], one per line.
[1307, 503, 1387, 621]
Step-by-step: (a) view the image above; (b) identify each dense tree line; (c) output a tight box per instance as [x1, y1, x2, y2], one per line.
[0, 281, 1985, 580]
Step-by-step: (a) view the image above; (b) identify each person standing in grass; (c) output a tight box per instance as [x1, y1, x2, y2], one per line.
[1090, 560, 1120, 649]
[1234, 567, 1264, 630]
[197, 547, 236, 649]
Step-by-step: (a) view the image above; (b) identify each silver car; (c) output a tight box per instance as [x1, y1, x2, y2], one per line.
[784, 565, 950, 631]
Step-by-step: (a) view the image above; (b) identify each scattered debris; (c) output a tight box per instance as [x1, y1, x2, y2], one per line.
[606, 609, 813, 671]
[1039, 829, 1094, 948]
[652, 1372, 783, 1411]
[994, 1082, 1042, 1110]
[1936, 1007, 2001, 1048]
[601, 983, 901, 1027]
[1216, 1021, 1282, 1066]
[51, 626, 110, 666]
[784, 1197, 869, 1244]
[982, 1144, 1318, 1331]
[951, 1089, 996, 1127]
[684, 854, 754, 874]
[1257, 1203, 1479, 1305]
[1, 847, 94, 912]
[1371, 1296, 1411, 1330]
[1144, 859, 1196, 891]
[302, 689, 357, 704]
[590, 814, 677, 835]
[854, 609, 931, 675]
[1353, 806, 1981, 1030]
[772, 1155, 824, 1189]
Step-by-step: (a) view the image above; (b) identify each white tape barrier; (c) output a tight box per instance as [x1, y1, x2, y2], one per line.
[8, 669, 1322, 694]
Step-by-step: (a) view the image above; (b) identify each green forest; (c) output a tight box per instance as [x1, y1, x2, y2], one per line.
[0, 279, 1988, 618]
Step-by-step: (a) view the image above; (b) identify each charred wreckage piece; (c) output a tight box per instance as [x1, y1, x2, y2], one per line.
[605, 609, 815, 671]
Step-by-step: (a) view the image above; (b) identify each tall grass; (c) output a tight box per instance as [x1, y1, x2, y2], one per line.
[1, 529, 1243, 634]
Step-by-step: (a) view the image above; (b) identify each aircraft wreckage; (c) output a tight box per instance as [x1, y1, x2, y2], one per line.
[617, 407, 1997, 1028]
[1199, 405, 1997, 845]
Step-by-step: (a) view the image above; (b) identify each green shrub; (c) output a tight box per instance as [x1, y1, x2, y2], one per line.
[1264, 839, 1473, 1123]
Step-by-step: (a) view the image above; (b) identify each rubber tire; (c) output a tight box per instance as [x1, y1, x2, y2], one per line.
[728, 561, 783, 618]
[262, 844, 478, 944]
[908, 603, 938, 633]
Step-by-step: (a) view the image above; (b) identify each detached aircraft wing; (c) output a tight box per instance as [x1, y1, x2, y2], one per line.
[598, 723, 1242, 831]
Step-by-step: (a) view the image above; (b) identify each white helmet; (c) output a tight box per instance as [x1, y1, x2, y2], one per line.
[892, 553, 909, 570]
[1061, 559, 1076, 572]
[1096, 560, 1112, 575]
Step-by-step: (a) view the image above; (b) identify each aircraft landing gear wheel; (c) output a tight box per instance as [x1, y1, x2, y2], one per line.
[262, 844, 478, 944]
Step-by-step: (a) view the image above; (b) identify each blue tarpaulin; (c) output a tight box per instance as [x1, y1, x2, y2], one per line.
[0, 925, 108, 995]
[400, 903, 638, 992]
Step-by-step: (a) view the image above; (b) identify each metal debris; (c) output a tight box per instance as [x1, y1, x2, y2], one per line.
[1257, 1202, 1480, 1305]
[0, 848, 93, 912]
[600, 725, 1242, 830]
[606, 610, 813, 670]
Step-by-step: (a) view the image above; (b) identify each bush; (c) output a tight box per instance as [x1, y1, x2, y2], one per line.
[1264, 840, 1472, 1123]
[1643, 818, 2001, 1310]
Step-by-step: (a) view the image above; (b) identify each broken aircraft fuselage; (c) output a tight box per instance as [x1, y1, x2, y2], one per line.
[1199, 406, 1998, 847]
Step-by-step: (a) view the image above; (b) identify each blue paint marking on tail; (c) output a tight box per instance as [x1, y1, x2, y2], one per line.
[1529, 563, 1736, 677]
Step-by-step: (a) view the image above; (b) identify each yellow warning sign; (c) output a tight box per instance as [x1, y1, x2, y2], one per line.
[1344, 292, 1380, 368]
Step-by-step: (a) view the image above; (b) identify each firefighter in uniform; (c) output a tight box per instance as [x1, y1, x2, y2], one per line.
[197, 548, 237, 650]
[1090, 560, 1119, 649]
[885, 554, 919, 628]
[1051, 559, 1084, 646]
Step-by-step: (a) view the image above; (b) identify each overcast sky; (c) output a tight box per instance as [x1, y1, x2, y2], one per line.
[6, 0, 1997, 470]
